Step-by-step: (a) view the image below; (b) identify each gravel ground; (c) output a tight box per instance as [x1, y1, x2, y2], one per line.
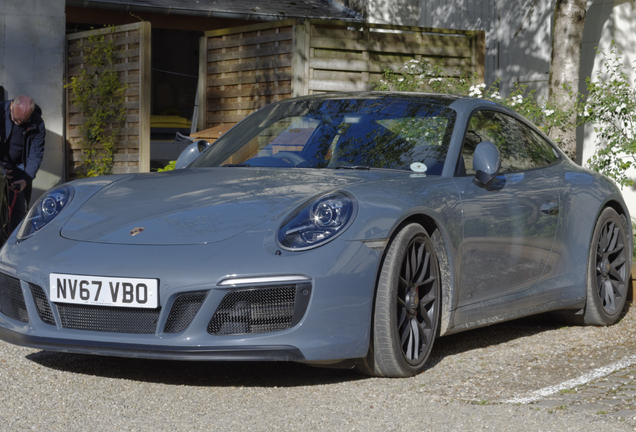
[2, 305, 636, 431]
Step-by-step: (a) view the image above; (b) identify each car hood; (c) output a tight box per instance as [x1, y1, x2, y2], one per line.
[60, 168, 367, 245]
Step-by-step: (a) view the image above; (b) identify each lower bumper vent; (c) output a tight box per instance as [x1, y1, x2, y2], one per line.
[0, 272, 28, 323]
[164, 291, 208, 333]
[208, 283, 311, 335]
[29, 284, 55, 326]
[57, 304, 161, 334]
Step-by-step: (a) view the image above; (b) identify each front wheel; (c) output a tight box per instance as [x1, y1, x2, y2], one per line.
[582, 207, 630, 325]
[356, 223, 440, 377]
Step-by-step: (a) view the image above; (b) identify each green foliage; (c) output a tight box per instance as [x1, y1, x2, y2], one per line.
[157, 160, 176, 172]
[371, 59, 579, 154]
[65, 28, 127, 177]
[581, 41, 636, 187]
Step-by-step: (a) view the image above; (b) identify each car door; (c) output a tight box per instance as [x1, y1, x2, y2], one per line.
[454, 110, 560, 307]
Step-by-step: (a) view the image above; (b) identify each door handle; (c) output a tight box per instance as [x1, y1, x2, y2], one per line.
[541, 201, 559, 216]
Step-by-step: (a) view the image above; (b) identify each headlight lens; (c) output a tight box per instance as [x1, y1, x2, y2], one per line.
[17, 186, 74, 239]
[277, 192, 357, 250]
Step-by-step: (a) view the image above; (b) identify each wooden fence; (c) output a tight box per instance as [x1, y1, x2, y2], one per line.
[66, 22, 151, 179]
[199, 19, 485, 131]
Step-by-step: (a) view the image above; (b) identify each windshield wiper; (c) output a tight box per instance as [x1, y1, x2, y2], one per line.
[222, 164, 250, 167]
[334, 165, 371, 170]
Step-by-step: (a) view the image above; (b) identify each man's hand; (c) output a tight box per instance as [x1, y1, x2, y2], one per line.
[10, 180, 26, 193]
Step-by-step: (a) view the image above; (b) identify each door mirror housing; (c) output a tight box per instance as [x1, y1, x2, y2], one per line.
[175, 140, 212, 169]
[472, 140, 501, 187]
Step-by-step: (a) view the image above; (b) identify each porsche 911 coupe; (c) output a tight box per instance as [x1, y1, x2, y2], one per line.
[0, 92, 631, 377]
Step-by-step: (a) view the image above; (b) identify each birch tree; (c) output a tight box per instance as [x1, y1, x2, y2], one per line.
[548, 0, 587, 159]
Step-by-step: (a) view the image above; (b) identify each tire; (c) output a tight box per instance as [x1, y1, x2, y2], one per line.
[582, 207, 630, 326]
[356, 223, 441, 377]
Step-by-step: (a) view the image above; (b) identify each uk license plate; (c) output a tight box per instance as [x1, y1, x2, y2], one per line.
[50, 274, 159, 308]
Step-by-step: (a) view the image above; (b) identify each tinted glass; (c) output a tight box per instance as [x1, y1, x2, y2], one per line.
[192, 98, 457, 174]
[517, 121, 559, 168]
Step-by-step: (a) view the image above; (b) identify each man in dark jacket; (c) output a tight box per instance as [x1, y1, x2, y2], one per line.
[0, 94, 46, 232]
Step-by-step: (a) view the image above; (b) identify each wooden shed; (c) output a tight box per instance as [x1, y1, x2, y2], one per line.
[199, 19, 485, 132]
[65, 19, 484, 178]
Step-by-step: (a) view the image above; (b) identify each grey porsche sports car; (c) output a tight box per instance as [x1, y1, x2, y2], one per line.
[0, 92, 631, 377]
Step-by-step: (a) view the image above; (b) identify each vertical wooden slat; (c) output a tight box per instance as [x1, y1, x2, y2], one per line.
[303, 20, 311, 96]
[64, 36, 71, 182]
[476, 31, 486, 84]
[198, 36, 207, 131]
[138, 21, 152, 173]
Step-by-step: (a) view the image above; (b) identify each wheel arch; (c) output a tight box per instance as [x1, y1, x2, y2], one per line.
[594, 198, 633, 262]
[379, 213, 457, 337]
[600, 198, 633, 279]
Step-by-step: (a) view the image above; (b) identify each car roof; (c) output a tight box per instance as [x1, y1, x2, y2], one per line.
[267, 91, 512, 111]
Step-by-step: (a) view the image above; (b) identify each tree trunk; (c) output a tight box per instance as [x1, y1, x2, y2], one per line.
[548, 0, 586, 160]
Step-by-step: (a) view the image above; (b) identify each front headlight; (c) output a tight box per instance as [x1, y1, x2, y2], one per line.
[277, 192, 357, 250]
[17, 186, 74, 239]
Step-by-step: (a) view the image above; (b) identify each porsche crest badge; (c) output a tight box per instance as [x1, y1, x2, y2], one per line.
[130, 227, 145, 236]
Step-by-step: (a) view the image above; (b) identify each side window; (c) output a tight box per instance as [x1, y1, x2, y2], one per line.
[457, 110, 531, 176]
[516, 121, 559, 168]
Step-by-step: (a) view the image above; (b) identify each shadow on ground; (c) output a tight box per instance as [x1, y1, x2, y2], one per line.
[23, 312, 576, 387]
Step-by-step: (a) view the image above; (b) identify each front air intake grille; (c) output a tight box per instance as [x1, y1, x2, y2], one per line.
[208, 284, 311, 335]
[0, 272, 28, 323]
[163, 291, 208, 333]
[29, 284, 55, 325]
[57, 304, 160, 334]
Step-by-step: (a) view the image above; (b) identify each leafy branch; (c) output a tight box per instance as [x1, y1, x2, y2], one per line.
[371, 59, 580, 155]
[65, 27, 127, 177]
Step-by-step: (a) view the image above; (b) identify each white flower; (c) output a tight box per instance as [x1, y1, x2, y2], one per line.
[469, 85, 484, 97]
[543, 109, 554, 117]
[398, 78, 404, 82]
[616, 103, 627, 114]
[490, 92, 502, 100]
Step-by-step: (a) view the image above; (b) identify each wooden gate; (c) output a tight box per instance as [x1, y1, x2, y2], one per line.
[199, 19, 485, 132]
[65, 22, 151, 179]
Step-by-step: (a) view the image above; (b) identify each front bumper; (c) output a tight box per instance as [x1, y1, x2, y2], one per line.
[0, 231, 382, 362]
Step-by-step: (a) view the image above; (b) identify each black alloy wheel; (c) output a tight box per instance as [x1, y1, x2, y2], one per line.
[398, 233, 438, 364]
[584, 207, 630, 325]
[356, 223, 440, 377]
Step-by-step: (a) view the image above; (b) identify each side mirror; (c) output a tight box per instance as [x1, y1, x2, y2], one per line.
[174, 140, 212, 169]
[472, 140, 501, 187]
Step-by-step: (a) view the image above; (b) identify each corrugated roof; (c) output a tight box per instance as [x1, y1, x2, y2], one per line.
[66, 0, 363, 21]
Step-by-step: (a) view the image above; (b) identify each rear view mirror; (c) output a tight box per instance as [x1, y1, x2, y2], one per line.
[175, 140, 212, 169]
[472, 140, 501, 187]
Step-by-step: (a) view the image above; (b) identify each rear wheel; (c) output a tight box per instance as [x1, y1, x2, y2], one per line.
[356, 223, 440, 377]
[583, 207, 630, 325]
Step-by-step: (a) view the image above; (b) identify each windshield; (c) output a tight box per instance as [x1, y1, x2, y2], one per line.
[192, 97, 457, 174]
